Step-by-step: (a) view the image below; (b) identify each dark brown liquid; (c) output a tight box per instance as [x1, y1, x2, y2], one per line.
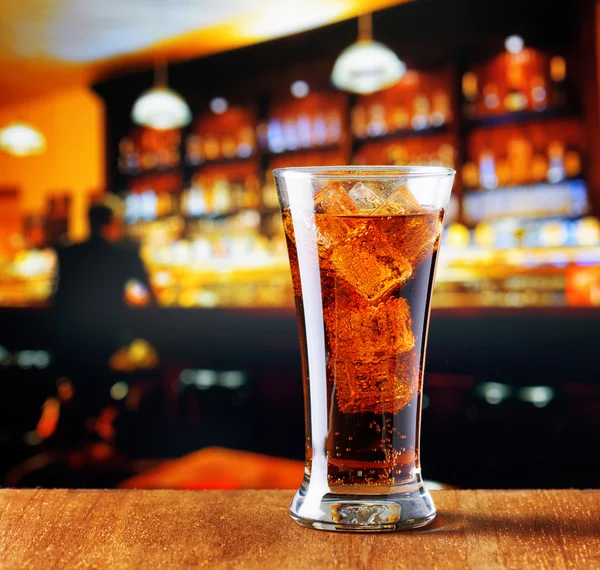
[284, 209, 442, 487]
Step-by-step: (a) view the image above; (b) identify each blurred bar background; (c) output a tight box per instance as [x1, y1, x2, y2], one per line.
[1, 0, 599, 489]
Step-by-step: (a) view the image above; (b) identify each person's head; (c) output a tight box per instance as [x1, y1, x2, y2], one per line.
[88, 196, 125, 241]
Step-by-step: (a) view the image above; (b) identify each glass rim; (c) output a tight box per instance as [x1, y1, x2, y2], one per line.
[273, 165, 456, 180]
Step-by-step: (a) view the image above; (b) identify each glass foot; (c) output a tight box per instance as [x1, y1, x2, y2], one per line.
[290, 482, 436, 532]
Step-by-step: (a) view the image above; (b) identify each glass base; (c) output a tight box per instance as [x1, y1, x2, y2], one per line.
[290, 480, 436, 532]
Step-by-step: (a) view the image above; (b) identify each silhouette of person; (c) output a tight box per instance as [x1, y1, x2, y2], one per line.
[50, 197, 154, 433]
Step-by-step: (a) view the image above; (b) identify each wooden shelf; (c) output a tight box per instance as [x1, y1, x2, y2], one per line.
[120, 165, 182, 177]
[464, 107, 580, 130]
[263, 143, 341, 157]
[353, 125, 450, 145]
[187, 155, 257, 168]
[463, 178, 585, 194]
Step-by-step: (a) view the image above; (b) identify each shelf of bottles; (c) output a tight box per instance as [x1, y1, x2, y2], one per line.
[460, 45, 587, 219]
[433, 42, 600, 307]
[116, 100, 293, 308]
[112, 43, 600, 309]
[6, 37, 598, 310]
[353, 70, 454, 139]
[351, 70, 456, 167]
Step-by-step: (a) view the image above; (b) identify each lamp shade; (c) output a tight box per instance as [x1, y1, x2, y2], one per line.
[0, 122, 47, 157]
[331, 39, 406, 94]
[131, 87, 192, 130]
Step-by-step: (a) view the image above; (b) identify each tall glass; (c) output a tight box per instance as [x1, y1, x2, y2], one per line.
[274, 166, 455, 532]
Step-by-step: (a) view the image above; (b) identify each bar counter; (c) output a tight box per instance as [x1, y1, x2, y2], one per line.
[2, 305, 600, 490]
[1, 489, 598, 569]
[3, 306, 599, 376]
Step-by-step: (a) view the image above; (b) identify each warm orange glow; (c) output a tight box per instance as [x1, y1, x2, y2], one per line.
[36, 397, 60, 439]
[0, 0, 410, 104]
[0, 87, 105, 241]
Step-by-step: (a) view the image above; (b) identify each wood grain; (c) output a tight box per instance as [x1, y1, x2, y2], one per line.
[0, 490, 599, 569]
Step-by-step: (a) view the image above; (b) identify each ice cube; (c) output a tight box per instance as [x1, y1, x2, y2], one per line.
[388, 213, 442, 269]
[348, 182, 384, 211]
[311, 182, 362, 251]
[330, 349, 419, 414]
[373, 185, 422, 215]
[326, 295, 415, 363]
[328, 222, 413, 301]
[313, 181, 359, 215]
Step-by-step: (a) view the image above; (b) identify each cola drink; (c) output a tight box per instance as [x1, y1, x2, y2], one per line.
[276, 167, 454, 531]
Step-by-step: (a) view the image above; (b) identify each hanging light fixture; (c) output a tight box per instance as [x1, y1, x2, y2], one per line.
[131, 55, 192, 130]
[331, 13, 406, 94]
[0, 121, 47, 157]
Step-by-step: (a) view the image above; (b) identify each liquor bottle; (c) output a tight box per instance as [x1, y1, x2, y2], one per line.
[125, 193, 141, 223]
[351, 105, 367, 138]
[531, 154, 549, 183]
[141, 190, 158, 221]
[438, 143, 455, 168]
[507, 136, 532, 185]
[326, 110, 342, 144]
[504, 89, 527, 112]
[564, 149, 582, 179]
[496, 160, 511, 187]
[312, 114, 327, 146]
[505, 53, 528, 112]
[392, 106, 410, 130]
[462, 72, 479, 118]
[213, 180, 232, 213]
[462, 162, 479, 189]
[430, 90, 450, 127]
[185, 135, 204, 165]
[296, 114, 312, 148]
[530, 75, 547, 111]
[482, 84, 501, 113]
[479, 150, 498, 189]
[388, 144, 408, 165]
[156, 192, 173, 217]
[221, 136, 237, 158]
[244, 175, 261, 209]
[411, 95, 429, 130]
[204, 136, 220, 160]
[237, 126, 255, 158]
[230, 182, 245, 209]
[547, 141, 566, 184]
[549, 56, 567, 107]
[283, 118, 298, 150]
[267, 119, 285, 153]
[367, 104, 387, 137]
[141, 151, 157, 171]
[262, 182, 280, 209]
[462, 72, 479, 101]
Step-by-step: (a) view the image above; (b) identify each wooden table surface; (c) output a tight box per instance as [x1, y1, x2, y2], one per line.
[1, 489, 599, 569]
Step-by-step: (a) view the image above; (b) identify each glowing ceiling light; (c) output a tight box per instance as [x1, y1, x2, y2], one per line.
[132, 87, 192, 130]
[0, 122, 47, 157]
[331, 13, 405, 94]
[291, 80, 310, 98]
[131, 59, 191, 130]
[210, 97, 229, 114]
[505, 35, 524, 54]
